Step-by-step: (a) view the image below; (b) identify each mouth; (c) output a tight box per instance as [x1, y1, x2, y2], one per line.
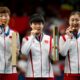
[73, 24, 79, 27]
[36, 28, 41, 31]
[1, 20, 8, 25]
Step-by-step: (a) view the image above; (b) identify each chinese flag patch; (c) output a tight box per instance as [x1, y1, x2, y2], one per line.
[44, 40, 48, 44]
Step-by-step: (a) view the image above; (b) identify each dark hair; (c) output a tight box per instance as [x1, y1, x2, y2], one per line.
[70, 11, 80, 17]
[29, 14, 45, 24]
[0, 7, 10, 15]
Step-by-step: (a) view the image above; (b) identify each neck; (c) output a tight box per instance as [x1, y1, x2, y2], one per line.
[36, 32, 42, 37]
[35, 33, 43, 42]
[0, 24, 7, 28]
[4, 24, 8, 27]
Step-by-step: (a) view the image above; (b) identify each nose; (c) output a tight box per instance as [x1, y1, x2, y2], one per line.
[2, 16, 6, 20]
[73, 20, 78, 25]
[1, 16, 6, 23]
[36, 24, 40, 28]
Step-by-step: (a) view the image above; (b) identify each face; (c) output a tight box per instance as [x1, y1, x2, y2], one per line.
[30, 22, 44, 34]
[69, 14, 80, 29]
[0, 13, 10, 26]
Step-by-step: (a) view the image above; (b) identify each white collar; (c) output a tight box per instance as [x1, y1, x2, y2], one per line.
[5, 26, 9, 33]
[4, 25, 10, 36]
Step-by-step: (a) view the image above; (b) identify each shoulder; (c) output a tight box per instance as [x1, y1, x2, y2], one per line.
[22, 35, 29, 42]
[10, 29, 19, 36]
[43, 34, 53, 45]
[24, 36, 29, 40]
[59, 34, 69, 41]
[43, 33, 51, 39]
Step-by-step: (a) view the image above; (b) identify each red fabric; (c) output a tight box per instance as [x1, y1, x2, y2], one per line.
[26, 78, 34, 80]
[62, 35, 66, 41]
[47, 78, 54, 80]
[0, 73, 18, 80]
[9, 16, 30, 34]
[30, 50, 34, 77]
[25, 36, 28, 40]
[59, 64, 64, 71]
[64, 74, 80, 80]
[49, 36, 52, 77]
[49, 36, 52, 55]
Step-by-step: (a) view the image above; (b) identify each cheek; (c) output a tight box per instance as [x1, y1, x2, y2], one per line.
[0, 20, 2, 25]
[69, 16, 74, 25]
[2, 16, 6, 19]
[1, 19, 6, 23]
[40, 24, 43, 28]
[2, 16, 10, 20]
[69, 21, 73, 26]
[1, 17, 7, 22]
[7, 16, 10, 20]
[31, 25, 35, 29]
[41, 25, 44, 30]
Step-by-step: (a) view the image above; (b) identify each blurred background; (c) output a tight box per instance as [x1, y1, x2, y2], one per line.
[0, 0, 80, 36]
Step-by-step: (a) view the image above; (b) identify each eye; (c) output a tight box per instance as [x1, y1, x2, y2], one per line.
[75, 18, 79, 22]
[71, 18, 74, 22]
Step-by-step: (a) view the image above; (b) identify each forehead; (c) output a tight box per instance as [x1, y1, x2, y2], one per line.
[70, 14, 80, 19]
[31, 22, 43, 24]
[0, 13, 9, 16]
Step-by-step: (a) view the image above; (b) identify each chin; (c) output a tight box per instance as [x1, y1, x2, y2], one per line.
[36, 33, 40, 35]
[36, 32, 42, 35]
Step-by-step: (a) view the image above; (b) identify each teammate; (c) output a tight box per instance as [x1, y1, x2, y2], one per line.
[59, 11, 80, 80]
[0, 6, 20, 80]
[21, 14, 57, 80]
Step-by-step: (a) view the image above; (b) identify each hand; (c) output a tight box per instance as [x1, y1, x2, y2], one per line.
[66, 27, 74, 39]
[31, 30, 40, 36]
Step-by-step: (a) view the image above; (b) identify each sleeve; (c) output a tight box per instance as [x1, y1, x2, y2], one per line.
[59, 36, 71, 56]
[50, 38, 54, 60]
[21, 35, 35, 56]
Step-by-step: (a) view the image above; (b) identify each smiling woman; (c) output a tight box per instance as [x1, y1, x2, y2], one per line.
[0, 6, 20, 80]
[59, 11, 80, 80]
[0, 7, 10, 25]
[21, 14, 56, 80]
